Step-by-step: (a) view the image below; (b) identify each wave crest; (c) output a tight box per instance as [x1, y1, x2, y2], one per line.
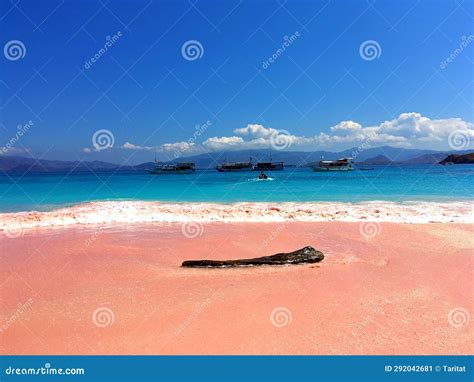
[0, 201, 472, 232]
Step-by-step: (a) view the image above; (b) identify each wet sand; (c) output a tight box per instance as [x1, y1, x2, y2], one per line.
[0, 222, 472, 355]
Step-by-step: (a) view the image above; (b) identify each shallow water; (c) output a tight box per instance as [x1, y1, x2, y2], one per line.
[1, 165, 473, 212]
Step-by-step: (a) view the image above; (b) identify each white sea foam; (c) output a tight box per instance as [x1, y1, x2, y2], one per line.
[0, 201, 472, 232]
[247, 177, 275, 182]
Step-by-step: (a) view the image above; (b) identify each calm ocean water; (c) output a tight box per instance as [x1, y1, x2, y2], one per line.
[1, 165, 473, 212]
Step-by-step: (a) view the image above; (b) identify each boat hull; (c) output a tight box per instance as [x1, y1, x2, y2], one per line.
[252, 165, 284, 171]
[149, 161, 196, 174]
[252, 161, 284, 171]
[217, 169, 252, 173]
[310, 158, 354, 172]
[311, 166, 354, 172]
[149, 169, 195, 174]
[216, 166, 253, 172]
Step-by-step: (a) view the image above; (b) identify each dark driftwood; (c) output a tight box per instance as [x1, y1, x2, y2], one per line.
[181, 246, 324, 268]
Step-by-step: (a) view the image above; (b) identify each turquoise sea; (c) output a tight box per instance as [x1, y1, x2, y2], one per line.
[1, 165, 473, 212]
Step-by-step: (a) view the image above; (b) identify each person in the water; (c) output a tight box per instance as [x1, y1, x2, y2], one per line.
[258, 171, 268, 180]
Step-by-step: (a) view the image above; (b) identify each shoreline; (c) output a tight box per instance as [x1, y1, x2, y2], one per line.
[0, 200, 473, 232]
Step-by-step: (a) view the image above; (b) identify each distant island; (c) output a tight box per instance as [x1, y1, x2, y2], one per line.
[358, 155, 394, 165]
[439, 153, 474, 165]
[358, 152, 461, 166]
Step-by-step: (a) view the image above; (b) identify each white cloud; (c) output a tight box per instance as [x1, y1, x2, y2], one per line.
[119, 141, 199, 159]
[121, 141, 195, 153]
[319, 113, 474, 149]
[0, 146, 31, 155]
[160, 141, 196, 153]
[202, 125, 305, 151]
[330, 120, 363, 133]
[122, 141, 150, 150]
[114, 113, 474, 156]
[233, 124, 278, 138]
[202, 136, 245, 150]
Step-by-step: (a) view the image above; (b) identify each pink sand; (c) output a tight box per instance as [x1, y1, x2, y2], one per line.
[0, 222, 472, 355]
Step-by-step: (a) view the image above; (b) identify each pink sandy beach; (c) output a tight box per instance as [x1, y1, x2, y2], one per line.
[0, 221, 472, 355]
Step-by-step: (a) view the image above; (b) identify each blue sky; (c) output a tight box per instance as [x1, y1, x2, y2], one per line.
[1, 0, 473, 164]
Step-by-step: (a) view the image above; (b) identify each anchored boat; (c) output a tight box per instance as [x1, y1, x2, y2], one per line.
[216, 161, 253, 172]
[310, 158, 354, 172]
[253, 161, 284, 171]
[149, 162, 195, 174]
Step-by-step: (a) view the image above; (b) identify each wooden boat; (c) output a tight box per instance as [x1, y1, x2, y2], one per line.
[216, 161, 253, 172]
[253, 161, 284, 171]
[149, 162, 195, 174]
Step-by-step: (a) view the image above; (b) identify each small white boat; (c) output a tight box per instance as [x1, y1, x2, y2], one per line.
[310, 158, 354, 172]
[149, 162, 195, 174]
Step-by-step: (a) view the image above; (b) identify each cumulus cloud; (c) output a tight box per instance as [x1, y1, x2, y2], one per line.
[119, 141, 200, 159]
[202, 136, 244, 150]
[0, 146, 31, 155]
[320, 113, 474, 149]
[330, 121, 363, 133]
[122, 142, 151, 150]
[202, 125, 305, 151]
[233, 124, 279, 138]
[117, 113, 474, 156]
[160, 141, 196, 153]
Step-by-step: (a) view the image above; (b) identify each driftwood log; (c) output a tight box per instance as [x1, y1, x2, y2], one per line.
[181, 246, 324, 268]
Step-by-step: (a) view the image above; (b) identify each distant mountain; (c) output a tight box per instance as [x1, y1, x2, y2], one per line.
[1, 147, 472, 174]
[358, 155, 394, 165]
[439, 153, 474, 164]
[132, 162, 155, 170]
[400, 153, 448, 164]
[359, 152, 472, 165]
[0, 156, 137, 174]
